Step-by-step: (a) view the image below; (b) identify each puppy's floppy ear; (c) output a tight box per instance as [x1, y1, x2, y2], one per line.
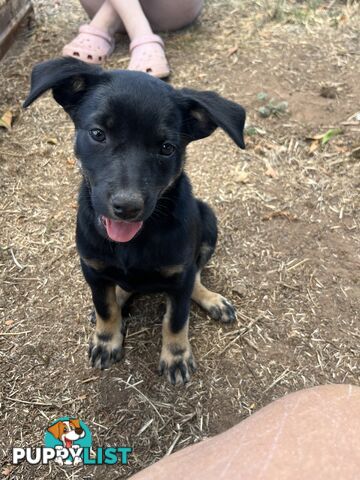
[179, 88, 246, 149]
[23, 57, 103, 118]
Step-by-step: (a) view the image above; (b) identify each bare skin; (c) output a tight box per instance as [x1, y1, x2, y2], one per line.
[129, 385, 360, 480]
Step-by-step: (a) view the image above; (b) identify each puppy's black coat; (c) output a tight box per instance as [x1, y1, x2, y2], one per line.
[24, 57, 246, 385]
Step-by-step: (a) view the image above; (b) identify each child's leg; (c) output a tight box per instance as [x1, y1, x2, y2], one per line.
[129, 385, 360, 480]
[141, 0, 204, 32]
[105, 0, 203, 77]
[80, 0, 125, 32]
[80, 0, 203, 31]
[109, 0, 153, 41]
[79, 0, 103, 18]
[109, 0, 170, 77]
[89, 1, 122, 36]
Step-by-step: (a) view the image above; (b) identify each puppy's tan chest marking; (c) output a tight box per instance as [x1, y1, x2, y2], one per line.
[82, 257, 106, 271]
[83, 257, 186, 279]
[159, 264, 185, 277]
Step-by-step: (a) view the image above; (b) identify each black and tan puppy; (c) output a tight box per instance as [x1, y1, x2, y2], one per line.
[24, 57, 245, 385]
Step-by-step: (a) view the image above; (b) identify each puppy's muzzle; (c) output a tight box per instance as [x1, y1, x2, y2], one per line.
[110, 192, 144, 221]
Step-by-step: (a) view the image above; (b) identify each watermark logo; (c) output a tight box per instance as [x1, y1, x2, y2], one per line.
[44, 417, 91, 466]
[12, 417, 132, 467]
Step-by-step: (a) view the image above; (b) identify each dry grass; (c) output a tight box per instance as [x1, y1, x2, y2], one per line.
[0, 0, 359, 478]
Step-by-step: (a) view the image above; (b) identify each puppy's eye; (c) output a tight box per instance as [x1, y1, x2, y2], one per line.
[160, 142, 175, 156]
[89, 128, 105, 142]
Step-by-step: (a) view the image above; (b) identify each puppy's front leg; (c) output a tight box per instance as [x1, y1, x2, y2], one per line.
[88, 281, 126, 369]
[89, 284, 128, 369]
[82, 263, 129, 369]
[159, 288, 197, 385]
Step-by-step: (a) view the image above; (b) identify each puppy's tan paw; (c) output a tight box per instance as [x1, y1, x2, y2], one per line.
[199, 293, 236, 323]
[159, 344, 197, 385]
[208, 295, 236, 323]
[192, 276, 236, 324]
[88, 331, 124, 369]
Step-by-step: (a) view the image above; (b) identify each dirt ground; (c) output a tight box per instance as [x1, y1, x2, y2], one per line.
[0, 0, 359, 478]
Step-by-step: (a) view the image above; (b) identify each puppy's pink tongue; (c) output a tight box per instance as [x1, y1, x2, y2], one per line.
[103, 217, 143, 243]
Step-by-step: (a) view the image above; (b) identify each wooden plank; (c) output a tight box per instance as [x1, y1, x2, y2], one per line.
[0, 0, 34, 60]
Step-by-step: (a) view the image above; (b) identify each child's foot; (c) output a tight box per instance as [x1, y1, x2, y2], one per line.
[63, 24, 115, 64]
[128, 34, 170, 79]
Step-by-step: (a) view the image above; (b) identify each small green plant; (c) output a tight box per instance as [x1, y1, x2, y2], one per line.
[319, 128, 343, 146]
[257, 93, 289, 118]
[244, 126, 266, 136]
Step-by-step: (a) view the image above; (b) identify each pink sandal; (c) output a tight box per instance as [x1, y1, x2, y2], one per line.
[128, 34, 170, 79]
[63, 25, 115, 64]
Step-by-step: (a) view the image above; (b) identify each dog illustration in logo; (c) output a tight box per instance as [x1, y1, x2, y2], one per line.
[47, 418, 85, 465]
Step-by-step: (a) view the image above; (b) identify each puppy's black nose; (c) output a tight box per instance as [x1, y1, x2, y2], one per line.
[111, 193, 144, 220]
